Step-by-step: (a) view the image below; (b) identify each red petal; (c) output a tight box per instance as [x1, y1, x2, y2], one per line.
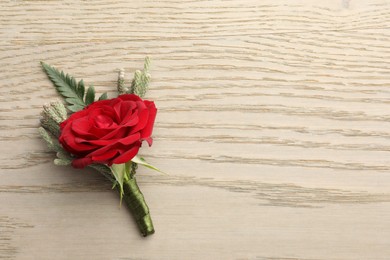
[94, 114, 114, 128]
[59, 123, 96, 154]
[100, 126, 128, 140]
[140, 101, 157, 139]
[118, 94, 142, 102]
[88, 133, 141, 158]
[112, 145, 140, 164]
[129, 106, 149, 134]
[92, 149, 118, 162]
[71, 117, 96, 139]
[142, 136, 153, 146]
[71, 157, 93, 168]
[120, 101, 136, 119]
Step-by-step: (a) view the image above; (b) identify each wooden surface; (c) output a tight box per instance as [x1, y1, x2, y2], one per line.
[1, 0, 389, 259]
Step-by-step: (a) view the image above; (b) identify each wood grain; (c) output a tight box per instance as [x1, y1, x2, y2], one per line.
[0, 0, 389, 259]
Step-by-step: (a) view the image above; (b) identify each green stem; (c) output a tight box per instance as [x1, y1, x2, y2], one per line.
[121, 177, 155, 237]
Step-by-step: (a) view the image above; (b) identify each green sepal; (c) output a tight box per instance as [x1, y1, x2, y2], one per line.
[112, 182, 117, 189]
[131, 155, 165, 174]
[110, 161, 132, 202]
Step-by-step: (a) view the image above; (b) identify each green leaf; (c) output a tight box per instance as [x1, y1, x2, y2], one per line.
[67, 104, 84, 112]
[38, 127, 62, 152]
[85, 86, 95, 105]
[56, 151, 71, 160]
[77, 80, 85, 99]
[40, 62, 86, 112]
[98, 92, 108, 101]
[131, 155, 166, 174]
[110, 162, 131, 202]
[65, 97, 85, 106]
[54, 158, 71, 166]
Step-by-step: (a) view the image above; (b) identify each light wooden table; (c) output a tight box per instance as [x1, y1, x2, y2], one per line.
[1, 0, 389, 259]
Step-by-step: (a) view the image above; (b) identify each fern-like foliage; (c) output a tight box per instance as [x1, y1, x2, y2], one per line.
[85, 85, 95, 105]
[40, 62, 100, 112]
[99, 92, 108, 100]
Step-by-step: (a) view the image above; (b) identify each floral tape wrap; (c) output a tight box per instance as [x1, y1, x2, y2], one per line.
[122, 177, 154, 236]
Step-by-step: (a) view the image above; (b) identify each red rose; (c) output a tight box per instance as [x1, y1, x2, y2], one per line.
[59, 94, 157, 168]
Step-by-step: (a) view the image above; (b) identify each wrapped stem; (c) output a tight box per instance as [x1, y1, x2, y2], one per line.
[121, 177, 154, 236]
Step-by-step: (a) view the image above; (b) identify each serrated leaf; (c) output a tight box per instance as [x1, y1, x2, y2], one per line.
[67, 104, 85, 112]
[78, 80, 85, 99]
[131, 155, 166, 174]
[65, 97, 85, 106]
[40, 62, 86, 112]
[85, 86, 95, 105]
[98, 92, 108, 101]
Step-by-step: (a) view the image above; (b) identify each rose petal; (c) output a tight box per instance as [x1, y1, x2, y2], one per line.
[119, 94, 142, 102]
[60, 109, 88, 130]
[94, 114, 114, 128]
[140, 101, 157, 139]
[92, 149, 118, 162]
[88, 124, 113, 138]
[87, 133, 141, 158]
[142, 136, 153, 146]
[60, 123, 97, 154]
[71, 117, 96, 139]
[112, 145, 140, 164]
[100, 126, 128, 140]
[77, 131, 139, 146]
[129, 106, 149, 134]
[71, 157, 93, 168]
[120, 101, 136, 119]
[120, 112, 138, 127]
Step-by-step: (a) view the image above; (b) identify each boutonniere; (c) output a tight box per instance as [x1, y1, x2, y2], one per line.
[39, 58, 160, 236]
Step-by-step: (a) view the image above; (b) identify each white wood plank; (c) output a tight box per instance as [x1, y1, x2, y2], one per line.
[0, 0, 389, 259]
